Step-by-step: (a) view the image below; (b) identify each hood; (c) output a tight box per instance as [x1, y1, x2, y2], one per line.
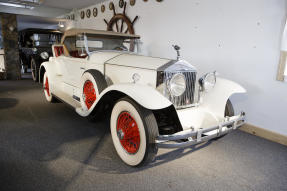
[105, 53, 171, 70]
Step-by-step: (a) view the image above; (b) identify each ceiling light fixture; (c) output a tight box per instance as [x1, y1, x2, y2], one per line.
[58, 22, 64, 28]
[0, 2, 34, 9]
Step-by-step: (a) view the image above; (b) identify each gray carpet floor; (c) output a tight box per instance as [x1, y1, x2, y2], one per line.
[0, 79, 286, 191]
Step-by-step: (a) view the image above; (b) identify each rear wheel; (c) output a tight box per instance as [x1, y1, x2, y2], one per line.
[110, 97, 158, 166]
[80, 70, 108, 121]
[31, 58, 38, 82]
[43, 72, 56, 102]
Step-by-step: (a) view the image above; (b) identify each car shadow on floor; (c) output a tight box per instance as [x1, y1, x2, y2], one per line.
[0, 148, 68, 191]
[61, 128, 214, 189]
[95, 139, 212, 174]
[66, 126, 213, 175]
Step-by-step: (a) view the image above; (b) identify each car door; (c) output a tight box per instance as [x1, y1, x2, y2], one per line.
[51, 45, 85, 106]
[60, 56, 86, 88]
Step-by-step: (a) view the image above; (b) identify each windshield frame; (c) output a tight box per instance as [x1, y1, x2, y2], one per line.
[77, 33, 139, 56]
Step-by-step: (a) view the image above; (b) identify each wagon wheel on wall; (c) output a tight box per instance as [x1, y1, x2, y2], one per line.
[104, 2, 138, 51]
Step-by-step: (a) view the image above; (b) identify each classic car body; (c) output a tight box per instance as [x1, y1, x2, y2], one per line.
[19, 28, 62, 81]
[40, 28, 246, 166]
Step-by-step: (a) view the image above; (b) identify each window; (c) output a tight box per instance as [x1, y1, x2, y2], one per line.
[277, 19, 287, 81]
[63, 36, 88, 58]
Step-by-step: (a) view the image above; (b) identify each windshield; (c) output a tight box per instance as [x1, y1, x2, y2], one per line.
[63, 33, 139, 59]
[79, 33, 138, 53]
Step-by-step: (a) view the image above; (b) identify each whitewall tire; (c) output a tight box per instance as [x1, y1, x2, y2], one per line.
[110, 97, 159, 166]
[43, 72, 55, 102]
[80, 72, 100, 111]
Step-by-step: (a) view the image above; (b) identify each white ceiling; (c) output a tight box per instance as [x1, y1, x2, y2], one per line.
[42, 0, 105, 9]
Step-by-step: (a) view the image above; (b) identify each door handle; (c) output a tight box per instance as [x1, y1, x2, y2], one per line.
[80, 67, 85, 70]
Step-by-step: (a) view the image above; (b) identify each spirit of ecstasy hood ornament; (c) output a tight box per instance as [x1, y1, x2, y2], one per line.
[172, 45, 181, 60]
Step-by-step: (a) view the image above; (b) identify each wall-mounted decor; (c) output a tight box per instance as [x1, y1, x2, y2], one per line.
[101, 5, 105, 13]
[93, 7, 98, 17]
[80, 11, 85, 19]
[86, 9, 91, 18]
[119, 0, 124, 8]
[109, 2, 114, 10]
[130, 0, 136, 6]
[104, 2, 138, 35]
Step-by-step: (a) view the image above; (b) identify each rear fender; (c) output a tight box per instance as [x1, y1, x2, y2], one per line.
[39, 62, 50, 83]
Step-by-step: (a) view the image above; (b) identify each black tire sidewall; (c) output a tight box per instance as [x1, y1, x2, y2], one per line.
[225, 99, 234, 117]
[31, 58, 39, 82]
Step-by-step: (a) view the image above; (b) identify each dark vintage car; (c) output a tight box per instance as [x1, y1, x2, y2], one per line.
[19, 28, 62, 81]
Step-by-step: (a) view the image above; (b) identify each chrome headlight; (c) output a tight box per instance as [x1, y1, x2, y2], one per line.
[169, 73, 186, 97]
[199, 72, 216, 92]
[40, 52, 49, 60]
[32, 48, 37, 53]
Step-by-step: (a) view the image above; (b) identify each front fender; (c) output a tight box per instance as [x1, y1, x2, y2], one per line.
[76, 83, 172, 117]
[101, 83, 172, 110]
[201, 77, 246, 118]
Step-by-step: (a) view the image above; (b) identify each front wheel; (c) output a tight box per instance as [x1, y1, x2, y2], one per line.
[213, 99, 234, 140]
[110, 97, 159, 167]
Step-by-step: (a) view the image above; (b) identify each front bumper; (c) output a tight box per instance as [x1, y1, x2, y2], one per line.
[156, 112, 245, 148]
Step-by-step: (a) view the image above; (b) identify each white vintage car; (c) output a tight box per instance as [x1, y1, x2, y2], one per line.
[40, 29, 246, 166]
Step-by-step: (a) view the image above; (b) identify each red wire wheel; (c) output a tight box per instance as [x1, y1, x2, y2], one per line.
[117, 112, 140, 154]
[44, 77, 50, 96]
[83, 80, 97, 109]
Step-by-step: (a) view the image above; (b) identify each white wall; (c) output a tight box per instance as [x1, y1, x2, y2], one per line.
[68, 0, 287, 136]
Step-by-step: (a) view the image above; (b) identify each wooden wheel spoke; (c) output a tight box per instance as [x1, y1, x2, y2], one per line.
[120, 19, 124, 33]
[104, 19, 109, 25]
[104, 2, 138, 35]
[132, 16, 138, 25]
[115, 20, 119, 32]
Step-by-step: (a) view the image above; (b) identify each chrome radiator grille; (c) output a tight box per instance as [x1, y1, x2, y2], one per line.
[163, 71, 197, 109]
